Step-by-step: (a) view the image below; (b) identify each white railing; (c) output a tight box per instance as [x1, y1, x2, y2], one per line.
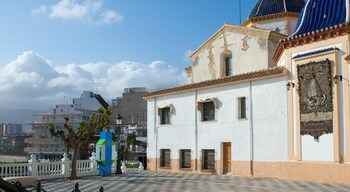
[0, 153, 98, 179]
[0, 153, 144, 179]
[0, 163, 29, 178]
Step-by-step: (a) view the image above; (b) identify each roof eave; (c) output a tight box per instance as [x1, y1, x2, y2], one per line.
[144, 67, 288, 100]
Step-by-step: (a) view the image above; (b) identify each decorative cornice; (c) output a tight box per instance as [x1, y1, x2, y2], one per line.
[144, 67, 288, 99]
[244, 12, 299, 26]
[273, 23, 350, 64]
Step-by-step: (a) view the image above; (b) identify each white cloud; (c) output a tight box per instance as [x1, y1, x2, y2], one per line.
[101, 10, 123, 24]
[33, 0, 123, 24]
[0, 51, 185, 109]
[184, 49, 194, 62]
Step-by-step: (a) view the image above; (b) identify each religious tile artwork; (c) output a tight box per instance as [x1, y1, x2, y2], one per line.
[297, 59, 333, 140]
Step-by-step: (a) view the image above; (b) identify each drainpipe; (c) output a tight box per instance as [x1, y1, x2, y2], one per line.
[154, 97, 158, 172]
[249, 81, 254, 176]
[195, 90, 199, 171]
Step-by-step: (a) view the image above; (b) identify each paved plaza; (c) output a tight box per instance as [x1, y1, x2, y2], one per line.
[39, 171, 350, 192]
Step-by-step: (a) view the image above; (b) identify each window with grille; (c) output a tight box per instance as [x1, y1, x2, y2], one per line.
[180, 149, 191, 169]
[159, 107, 171, 125]
[202, 149, 215, 170]
[160, 149, 171, 168]
[224, 55, 232, 76]
[238, 97, 247, 119]
[201, 101, 215, 121]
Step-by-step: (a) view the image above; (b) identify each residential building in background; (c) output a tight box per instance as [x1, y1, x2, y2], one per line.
[0, 123, 27, 156]
[112, 88, 148, 127]
[0, 136, 27, 156]
[112, 87, 148, 164]
[0, 123, 23, 137]
[25, 91, 109, 160]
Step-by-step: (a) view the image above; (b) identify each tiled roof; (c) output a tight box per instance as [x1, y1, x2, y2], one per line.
[292, 0, 348, 36]
[249, 0, 305, 19]
[144, 67, 288, 99]
[273, 21, 350, 65]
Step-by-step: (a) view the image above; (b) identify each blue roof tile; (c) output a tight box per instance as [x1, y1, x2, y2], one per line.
[292, 0, 348, 36]
[249, 0, 305, 19]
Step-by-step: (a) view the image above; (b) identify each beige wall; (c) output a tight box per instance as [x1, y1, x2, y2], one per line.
[148, 157, 350, 184]
[250, 16, 299, 36]
[188, 25, 284, 83]
[278, 35, 350, 163]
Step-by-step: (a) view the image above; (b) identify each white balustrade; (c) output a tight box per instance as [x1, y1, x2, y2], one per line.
[0, 153, 144, 179]
[0, 163, 30, 178]
[0, 152, 100, 179]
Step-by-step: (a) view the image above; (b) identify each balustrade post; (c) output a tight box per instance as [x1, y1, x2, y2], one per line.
[138, 161, 144, 172]
[89, 152, 97, 174]
[61, 153, 69, 177]
[28, 154, 38, 177]
[121, 161, 127, 174]
[112, 151, 117, 173]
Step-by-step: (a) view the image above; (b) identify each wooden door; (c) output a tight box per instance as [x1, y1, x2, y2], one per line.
[222, 142, 231, 174]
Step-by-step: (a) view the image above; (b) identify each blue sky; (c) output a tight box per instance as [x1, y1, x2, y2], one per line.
[0, 0, 257, 110]
[0, 0, 256, 66]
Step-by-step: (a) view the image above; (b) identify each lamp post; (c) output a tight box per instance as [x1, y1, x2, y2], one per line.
[115, 114, 123, 174]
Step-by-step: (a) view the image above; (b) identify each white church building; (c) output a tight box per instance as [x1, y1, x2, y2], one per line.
[145, 0, 350, 183]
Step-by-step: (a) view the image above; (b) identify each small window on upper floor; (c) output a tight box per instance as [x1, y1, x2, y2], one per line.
[238, 97, 247, 120]
[159, 107, 171, 125]
[202, 101, 215, 122]
[224, 55, 232, 76]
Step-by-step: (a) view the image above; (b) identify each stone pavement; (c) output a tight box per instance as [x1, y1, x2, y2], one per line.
[39, 171, 350, 192]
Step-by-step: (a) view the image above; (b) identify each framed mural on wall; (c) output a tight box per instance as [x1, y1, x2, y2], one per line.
[297, 59, 333, 140]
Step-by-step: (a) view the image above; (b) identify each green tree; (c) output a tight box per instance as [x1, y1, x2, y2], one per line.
[49, 108, 111, 180]
[123, 133, 137, 160]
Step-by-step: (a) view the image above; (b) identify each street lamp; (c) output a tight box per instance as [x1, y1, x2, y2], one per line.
[115, 114, 123, 174]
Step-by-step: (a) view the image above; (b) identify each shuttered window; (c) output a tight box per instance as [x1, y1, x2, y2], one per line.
[180, 149, 191, 169]
[160, 149, 171, 168]
[202, 149, 215, 170]
[160, 107, 171, 125]
[202, 101, 215, 121]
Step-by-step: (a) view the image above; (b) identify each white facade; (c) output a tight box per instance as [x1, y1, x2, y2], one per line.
[147, 76, 289, 173]
[145, 0, 350, 184]
[146, 21, 291, 175]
